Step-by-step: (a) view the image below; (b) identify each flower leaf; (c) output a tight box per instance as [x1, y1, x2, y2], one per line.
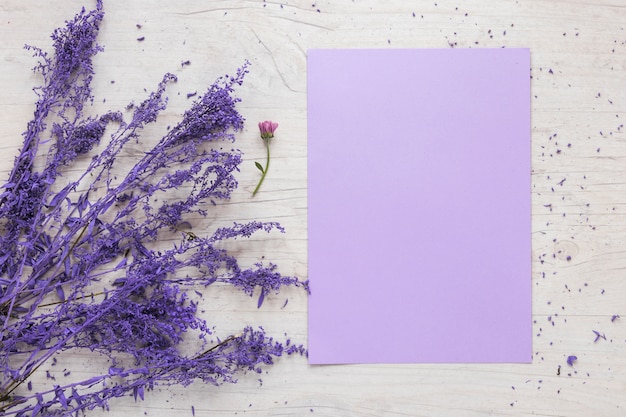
[255, 161, 265, 173]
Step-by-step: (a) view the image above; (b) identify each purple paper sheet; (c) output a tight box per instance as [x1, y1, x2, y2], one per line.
[307, 48, 531, 364]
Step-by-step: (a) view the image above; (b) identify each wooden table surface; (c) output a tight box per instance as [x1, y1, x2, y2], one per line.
[1, 1, 624, 416]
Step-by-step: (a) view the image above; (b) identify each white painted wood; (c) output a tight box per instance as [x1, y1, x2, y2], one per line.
[0, 1, 624, 416]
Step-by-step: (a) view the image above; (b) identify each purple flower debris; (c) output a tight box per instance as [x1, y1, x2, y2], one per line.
[0, 2, 307, 415]
[592, 330, 607, 342]
[566, 355, 577, 366]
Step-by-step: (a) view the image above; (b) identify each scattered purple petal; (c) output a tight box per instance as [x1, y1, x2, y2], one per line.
[592, 330, 606, 342]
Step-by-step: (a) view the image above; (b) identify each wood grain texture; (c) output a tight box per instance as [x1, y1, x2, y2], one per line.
[0, 0, 624, 416]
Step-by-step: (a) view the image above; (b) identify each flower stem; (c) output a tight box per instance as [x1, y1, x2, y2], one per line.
[196, 333, 241, 359]
[38, 291, 107, 308]
[252, 140, 270, 196]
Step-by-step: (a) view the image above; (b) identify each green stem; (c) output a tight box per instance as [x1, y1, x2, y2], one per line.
[252, 139, 271, 196]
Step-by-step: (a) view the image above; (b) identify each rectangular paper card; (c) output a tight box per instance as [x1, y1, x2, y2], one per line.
[307, 48, 531, 364]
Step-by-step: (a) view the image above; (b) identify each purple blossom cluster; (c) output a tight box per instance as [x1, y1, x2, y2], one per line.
[0, 2, 307, 415]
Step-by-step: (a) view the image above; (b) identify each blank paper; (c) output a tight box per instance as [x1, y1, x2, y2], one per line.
[307, 48, 531, 364]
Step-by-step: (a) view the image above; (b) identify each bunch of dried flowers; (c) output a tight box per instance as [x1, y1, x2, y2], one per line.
[0, 2, 307, 415]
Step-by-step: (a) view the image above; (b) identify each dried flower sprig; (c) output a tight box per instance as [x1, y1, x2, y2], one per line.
[252, 121, 278, 196]
[0, 2, 307, 415]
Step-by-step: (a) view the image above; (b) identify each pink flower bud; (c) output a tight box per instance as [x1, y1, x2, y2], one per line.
[258, 120, 278, 139]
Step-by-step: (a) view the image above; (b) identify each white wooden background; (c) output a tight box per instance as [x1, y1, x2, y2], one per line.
[1, 0, 625, 416]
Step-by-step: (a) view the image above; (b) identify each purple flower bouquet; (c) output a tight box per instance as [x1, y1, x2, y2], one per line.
[0, 2, 307, 415]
